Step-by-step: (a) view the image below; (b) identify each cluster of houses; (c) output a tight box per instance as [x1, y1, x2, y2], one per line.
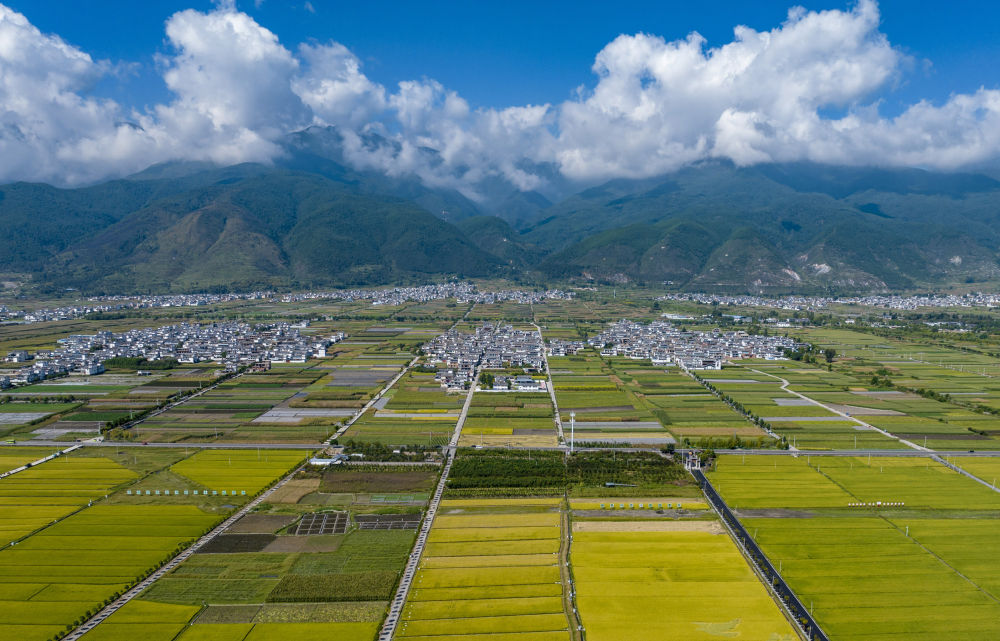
[280, 283, 573, 306]
[0, 322, 345, 387]
[587, 320, 799, 369]
[7, 292, 273, 325]
[487, 374, 544, 392]
[423, 323, 546, 389]
[660, 291, 1000, 311]
[545, 339, 586, 356]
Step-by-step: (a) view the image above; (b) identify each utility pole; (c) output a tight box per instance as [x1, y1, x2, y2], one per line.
[570, 411, 576, 453]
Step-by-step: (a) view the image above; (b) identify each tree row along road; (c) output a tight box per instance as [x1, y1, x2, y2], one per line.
[69, 460, 312, 641]
[747, 368, 929, 452]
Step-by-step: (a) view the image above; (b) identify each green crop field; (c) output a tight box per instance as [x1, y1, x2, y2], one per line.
[170, 450, 305, 495]
[712, 452, 1000, 640]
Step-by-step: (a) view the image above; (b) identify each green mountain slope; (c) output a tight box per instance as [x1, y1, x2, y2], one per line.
[27, 170, 501, 293]
[528, 162, 1000, 291]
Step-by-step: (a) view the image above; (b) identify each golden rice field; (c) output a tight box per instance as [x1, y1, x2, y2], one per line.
[170, 449, 305, 494]
[399, 500, 570, 640]
[571, 520, 797, 641]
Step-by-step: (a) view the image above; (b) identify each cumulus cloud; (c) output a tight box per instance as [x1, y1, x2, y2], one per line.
[2, 0, 1000, 193]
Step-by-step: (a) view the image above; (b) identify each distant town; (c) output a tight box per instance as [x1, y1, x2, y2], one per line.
[661, 292, 1000, 311]
[0, 284, 574, 325]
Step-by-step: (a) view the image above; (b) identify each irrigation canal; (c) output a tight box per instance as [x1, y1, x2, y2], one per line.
[694, 468, 829, 641]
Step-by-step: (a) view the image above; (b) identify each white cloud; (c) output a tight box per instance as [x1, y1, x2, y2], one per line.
[1, 0, 1000, 193]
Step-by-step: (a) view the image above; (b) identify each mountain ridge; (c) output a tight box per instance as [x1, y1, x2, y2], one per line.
[5, 146, 1000, 294]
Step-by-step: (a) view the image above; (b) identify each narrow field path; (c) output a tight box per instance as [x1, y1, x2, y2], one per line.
[331, 355, 419, 442]
[559, 502, 583, 641]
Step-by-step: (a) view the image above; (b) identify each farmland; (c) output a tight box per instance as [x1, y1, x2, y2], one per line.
[572, 520, 796, 640]
[709, 454, 1000, 640]
[4, 289, 1000, 639]
[341, 370, 461, 447]
[461, 391, 557, 448]
[399, 499, 569, 640]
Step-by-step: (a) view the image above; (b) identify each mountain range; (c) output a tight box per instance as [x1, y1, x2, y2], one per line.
[4, 126, 1000, 294]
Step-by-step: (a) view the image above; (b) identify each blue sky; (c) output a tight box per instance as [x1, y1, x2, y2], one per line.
[11, 0, 999, 115]
[3, 0, 1000, 190]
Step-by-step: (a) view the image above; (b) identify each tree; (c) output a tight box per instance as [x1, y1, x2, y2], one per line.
[824, 348, 837, 363]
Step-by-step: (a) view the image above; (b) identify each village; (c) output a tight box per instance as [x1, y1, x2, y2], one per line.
[422, 323, 546, 389]
[0, 322, 345, 388]
[585, 319, 799, 369]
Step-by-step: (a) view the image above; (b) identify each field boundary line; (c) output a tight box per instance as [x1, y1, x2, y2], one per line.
[0, 442, 82, 480]
[932, 455, 1000, 494]
[335, 307, 471, 445]
[381, 362, 476, 639]
[560, 498, 583, 641]
[881, 515, 1000, 605]
[379, 448, 456, 640]
[114, 368, 246, 439]
[681, 365, 782, 443]
[68, 457, 312, 640]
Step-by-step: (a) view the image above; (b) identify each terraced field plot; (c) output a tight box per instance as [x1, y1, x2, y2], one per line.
[743, 516, 1000, 641]
[399, 500, 569, 641]
[461, 391, 557, 447]
[0, 446, 58, 474]
[0, 454, 139, 542]
[171, 449, 306, 496]
[135, 365, 329, 443]
[128, 526, 414, 641]
[548, 351, 661, 444]
[341, 370, 461, 446]
[84, 596, 381, 641]
[747, 359, 1000, 450]
[706, 364, 905, 450]
[572, 519, 796, 641]
[617, 363, 763, 445]
[712, 454, 1000, 641]
[789, 327, 1000, 431]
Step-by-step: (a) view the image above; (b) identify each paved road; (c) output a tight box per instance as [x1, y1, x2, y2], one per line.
[0, 443, 82, 481]
[379, 369, 477, 640]
[68, 461, 310, 640]
[748, 368, 928, 452]
[533, 322, 564, 442]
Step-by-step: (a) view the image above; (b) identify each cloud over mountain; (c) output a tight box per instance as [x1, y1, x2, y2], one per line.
[1, 0, 1000, 193]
